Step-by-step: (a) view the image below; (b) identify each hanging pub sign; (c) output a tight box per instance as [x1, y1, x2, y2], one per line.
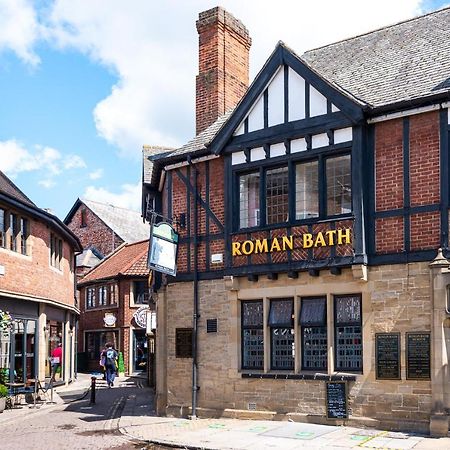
[147, 222, 179, 276]
[133, 306, 149, 329]
[103, 313, 117, 328]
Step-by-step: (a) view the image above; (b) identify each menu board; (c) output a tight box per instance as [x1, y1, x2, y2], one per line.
[376, 333, 400, 380]
[326, 382, 347, 419]
[406, 332, 430, 380]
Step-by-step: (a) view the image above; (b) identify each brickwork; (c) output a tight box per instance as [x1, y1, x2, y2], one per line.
[0, 209, 75, 307]
[196, 7, 251, 134]
[66, 205, 123, 256]
[375, 118, 404, 212]
[410, 212, 440, 251]
[375, 217, 404, 254]
[162, 262, 434, 429]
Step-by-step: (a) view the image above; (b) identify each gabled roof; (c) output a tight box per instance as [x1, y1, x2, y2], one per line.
[65, 198, 149, 243]
[143, 145, 174, 187]
[79, 240, 149, 284]
[0, 171, 35, 207]
[76, 245, 103, 268]
[302, 7, 450, 110]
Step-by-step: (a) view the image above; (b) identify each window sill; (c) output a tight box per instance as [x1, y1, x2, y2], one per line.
[241, 372, 358, 382]
[0, 246, 32, 260]
[85, 305, 119, 311]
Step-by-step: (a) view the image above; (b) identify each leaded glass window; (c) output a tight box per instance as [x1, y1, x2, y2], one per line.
[295, 161, 319, 219]
[242, 301, 264, 369]
[266, 167, 289, 224]
[86, 287, 96, 309]
[98, 286, 108, 306]
[326, 155, 351, 216]
[20, 218, 28, 255]
[335, 295, 362, 371]
[300, 297, 327, 371]
[269, 299, 294, 370]
[10, 212, 17, 252]
[239, 172, 260, 228]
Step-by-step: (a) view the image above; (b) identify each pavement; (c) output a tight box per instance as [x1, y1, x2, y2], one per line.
[1, 374, 450, 449]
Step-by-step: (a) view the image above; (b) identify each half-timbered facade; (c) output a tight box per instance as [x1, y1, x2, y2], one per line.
[143, 7, 450, 435]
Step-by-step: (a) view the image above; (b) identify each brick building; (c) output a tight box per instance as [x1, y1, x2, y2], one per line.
[143, 7, 450, 435]
[0, 171, 81, 385]
[77, 240, 153, 377]
[64, 198, 149, 277]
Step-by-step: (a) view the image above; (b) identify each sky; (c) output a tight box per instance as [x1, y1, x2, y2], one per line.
[0, 0, 448, 219]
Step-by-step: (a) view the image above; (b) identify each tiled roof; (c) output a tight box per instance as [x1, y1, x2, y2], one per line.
[143, 145, 174, 186]
[76, 246, 103, 268]
[0, 171, 35, 207]
[302, 7, 450, 108]
[82, 199, 149, 243]
[80, 240, 149, 284]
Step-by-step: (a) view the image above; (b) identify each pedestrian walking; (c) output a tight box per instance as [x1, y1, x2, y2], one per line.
[101, 343, 118, 388]
[50, 343, 62, 383]
[99, 346, 106, 380]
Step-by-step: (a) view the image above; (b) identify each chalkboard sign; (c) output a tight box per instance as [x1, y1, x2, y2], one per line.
[406, 332, 430, 380]
[376, 333, 401, 380]
[326, 381, 347, 419]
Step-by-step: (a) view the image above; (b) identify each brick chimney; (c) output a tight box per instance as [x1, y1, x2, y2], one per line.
[196, 7, 251, 135]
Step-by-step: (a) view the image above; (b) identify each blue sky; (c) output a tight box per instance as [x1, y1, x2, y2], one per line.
[0, 0, 448, 219]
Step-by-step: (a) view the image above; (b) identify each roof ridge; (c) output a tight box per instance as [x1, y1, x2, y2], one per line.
[304, 6, 450, 54]
[82, 198, 143, 213]
[0, 170, 36, 206]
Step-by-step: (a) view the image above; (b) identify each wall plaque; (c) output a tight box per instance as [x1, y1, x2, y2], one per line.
[406, 332, 431, 380]
[375, 333, 400, 380]
[326, 381, 347, 419]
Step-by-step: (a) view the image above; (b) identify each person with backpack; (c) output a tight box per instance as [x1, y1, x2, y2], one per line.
[101, 343, 118, 388]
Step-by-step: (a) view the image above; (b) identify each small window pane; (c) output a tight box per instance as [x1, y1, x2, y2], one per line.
[239, 172, 260, 228]
[336, 325, 362, 371]
[10, 213, 17, 252]
[302, 326, 327, 370]
[268, 299, 293, 327]
[266, 167, 289, 224]
[335, 295, 361, 325]
[243, 329, 264, 369]
[271, 328, 294, 370]
[296, 161, 319, 219]
[300, 297, 326, 326]
[242, 301, 263, 327]
[326, 155, 351, 215]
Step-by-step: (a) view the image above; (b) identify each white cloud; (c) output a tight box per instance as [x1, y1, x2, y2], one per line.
[42, 0, 425, 157]
[0, 0, 42, 65]
[0, 139, 86, 188]
[84, 182, 141, 211]
[89, 168, 104, 180]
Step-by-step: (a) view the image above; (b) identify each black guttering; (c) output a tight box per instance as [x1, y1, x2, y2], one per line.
[0, 191, 82, 252]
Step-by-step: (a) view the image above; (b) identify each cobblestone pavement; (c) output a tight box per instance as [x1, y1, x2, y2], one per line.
[0, 376, 153, 450]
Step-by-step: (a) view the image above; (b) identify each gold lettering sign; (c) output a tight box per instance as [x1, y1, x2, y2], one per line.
[232, 229, 351, 257]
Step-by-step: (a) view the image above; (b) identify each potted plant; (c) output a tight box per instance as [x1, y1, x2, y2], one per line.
[0, 384, 8, 413]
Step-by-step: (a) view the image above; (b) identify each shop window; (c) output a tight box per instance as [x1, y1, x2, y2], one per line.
[266, 167, 289, 224]
[0, 208, 6, 248]
[268, 299, 294, 370]
[334, 295, 362, 372]
[241, 301, 264, 370]
[175, 328, 193, 358]
[86, 287, 96, 309]
[239, 172, 260, 228]
[300, 297, 327, 370]
[134, 280, 149, 304]
[50, 233, 63, 269]
[296, 161, 319, 219]
[326, 155, 351, 215]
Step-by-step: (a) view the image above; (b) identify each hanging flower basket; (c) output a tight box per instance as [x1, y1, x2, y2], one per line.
[0, 310, 13, 337]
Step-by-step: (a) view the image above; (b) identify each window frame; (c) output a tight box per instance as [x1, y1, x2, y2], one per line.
[232, 146, 352, 232]
[333, 294, 363, 373]
[0, 208, 6, 248]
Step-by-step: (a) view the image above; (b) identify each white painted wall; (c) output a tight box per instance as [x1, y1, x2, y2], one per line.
[310, 86, 327, 117]
[311, 133, 329, 149]
[334, 127, 353, 144]
[232, 151, 246, 165]
[288, 68, 306, 121]
[270, 142, 285, 158]
[247, 94, 264, 132]
[291, 137, 307, 153]
[268, 68, 285, 127]
[250, 147, 265, 162]
[234, 121, 245, 136]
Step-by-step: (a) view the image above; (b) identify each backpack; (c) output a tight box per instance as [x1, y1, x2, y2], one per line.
[105, 348, 116, 366]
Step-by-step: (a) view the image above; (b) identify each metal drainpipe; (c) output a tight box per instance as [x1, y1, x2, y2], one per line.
[191, 162, 199, 418]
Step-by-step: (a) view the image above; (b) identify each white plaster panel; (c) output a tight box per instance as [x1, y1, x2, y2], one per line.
[332, 104, 340, 113]
[309, 86, 327, 117]
[270, 143, 285, 158]
[250, 147, 265, 162]
[288, 67, 306, 121]
[311, 133, 329, 149]
[268, 68, 285, 127]
[291, 137, 307, 153]
[234, 121, 245, 136]
[232, 151, 246, 165]
[247, 94, 264, 132]
[334, 127, 353, 144]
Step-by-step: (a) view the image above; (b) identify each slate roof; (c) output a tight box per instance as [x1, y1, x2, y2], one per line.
[79, 240, 149, 284]
[143, 145, 174, 186]
[302, 7, 450, 109]
[0, 171, 35, 207]
[80, 199, 149, 243]
[76, 246, 103, 269]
